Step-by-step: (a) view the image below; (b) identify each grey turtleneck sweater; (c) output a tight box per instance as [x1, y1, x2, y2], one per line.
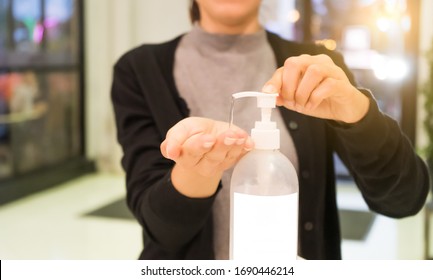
[174, 24, 298, 259]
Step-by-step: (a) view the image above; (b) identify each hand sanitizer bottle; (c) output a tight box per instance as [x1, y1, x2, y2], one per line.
[229, 91, 299, 260]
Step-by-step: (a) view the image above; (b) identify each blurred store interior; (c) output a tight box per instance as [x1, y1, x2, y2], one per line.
[0, 0, 432, 259]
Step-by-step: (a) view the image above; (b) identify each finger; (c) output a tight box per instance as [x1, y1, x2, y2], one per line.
[313, 54, 334, 64]
[195, 130, 246, 174]
[302, 62, 350, 113]
[304, 78, 352, 121]
[282, 54, 337, 108]
[304, 78, 335, 112]
[228, 128, 254, 151]
[262, 68, 283, 104]
[294, 64, 326, 110]
[175, 133, 216, 167]
[219, 142, 247, 170]
[219, 129, 254, 170]
[206, 130, 238, 162]
[163, 118, 207, 160]
[281, 56, 307, 107]
[160, 140, 169, 158]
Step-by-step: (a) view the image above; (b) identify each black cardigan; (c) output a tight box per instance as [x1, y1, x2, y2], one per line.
[111, 31, 429, 260]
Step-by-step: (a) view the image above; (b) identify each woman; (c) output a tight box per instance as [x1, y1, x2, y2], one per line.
[111, 0, 429, 260]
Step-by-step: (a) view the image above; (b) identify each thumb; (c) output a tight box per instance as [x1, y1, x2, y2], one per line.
[161, 121, 191, 160]
[262, 67, 283, 94]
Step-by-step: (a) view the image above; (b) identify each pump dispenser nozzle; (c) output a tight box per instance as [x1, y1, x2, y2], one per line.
[232, 91, 280, 150]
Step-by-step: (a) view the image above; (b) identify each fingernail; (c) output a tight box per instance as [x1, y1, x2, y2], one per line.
[262, 84, 276, 93]
[165, 146, 174, 160]
[236, 138, 245, 145]
[244, 138, 254, 151]
[165, 147, 171, 159]
[203, 141, 215, 148]
[224, 137, 236, 145]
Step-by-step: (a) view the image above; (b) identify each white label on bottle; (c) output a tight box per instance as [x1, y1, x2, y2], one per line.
[232, 192, 298, 260]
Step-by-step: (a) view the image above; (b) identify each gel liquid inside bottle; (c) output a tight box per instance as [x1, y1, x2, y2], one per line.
[229, 91, 299, 260]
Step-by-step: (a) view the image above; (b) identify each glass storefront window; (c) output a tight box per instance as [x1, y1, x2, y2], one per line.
[307, 0, 412, 121]
[260, 0, 419, 179]
[0, 71, 81, 178]
[0, 0, 86, 192]
[0, 0, 79, 67]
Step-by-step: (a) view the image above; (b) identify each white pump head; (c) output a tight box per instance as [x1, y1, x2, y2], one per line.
[232, 91, 280, 150]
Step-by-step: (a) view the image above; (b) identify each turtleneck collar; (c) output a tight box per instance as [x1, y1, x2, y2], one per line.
[187, 23, 268, 53]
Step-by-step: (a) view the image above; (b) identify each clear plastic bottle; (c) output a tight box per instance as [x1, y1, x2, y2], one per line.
[229, 91, 299, 260]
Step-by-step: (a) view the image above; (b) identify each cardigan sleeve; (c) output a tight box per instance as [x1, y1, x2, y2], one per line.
[327, 89, 429, 217]
[320, 42, 430, 217]
[111, 47, 217, 253]
[269, 34, 429, 217]
[306, 43, 430, 217]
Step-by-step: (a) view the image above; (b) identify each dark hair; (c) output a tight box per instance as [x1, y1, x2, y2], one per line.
[190, 0, 200, 22]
